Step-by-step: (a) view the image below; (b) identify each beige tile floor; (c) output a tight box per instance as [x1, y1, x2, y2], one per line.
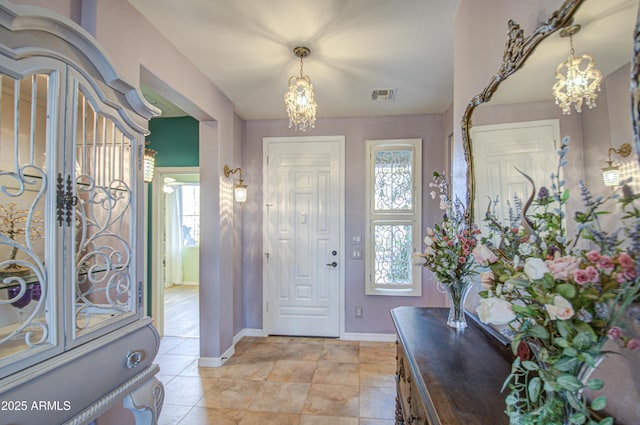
[156, 336, 398, 425]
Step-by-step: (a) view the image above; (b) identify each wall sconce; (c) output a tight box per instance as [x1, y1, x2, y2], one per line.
[602, 143, 632, 187]
[143, 142, 157, 183]
[224, 165, 248, 203]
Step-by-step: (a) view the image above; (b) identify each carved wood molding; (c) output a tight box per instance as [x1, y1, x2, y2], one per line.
[460, 0, 586, 224]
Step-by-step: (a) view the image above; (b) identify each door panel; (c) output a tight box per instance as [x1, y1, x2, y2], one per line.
[265, 138, 342, 337]
[471, 119, 560, 228]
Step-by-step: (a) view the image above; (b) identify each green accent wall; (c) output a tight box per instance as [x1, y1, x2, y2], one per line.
[148, 116, 199, 167]
[146, 116, 199, 315]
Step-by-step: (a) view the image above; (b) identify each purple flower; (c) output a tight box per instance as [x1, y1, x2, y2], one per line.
[537, 186, 550, 199]
[622, 184, 634, 200]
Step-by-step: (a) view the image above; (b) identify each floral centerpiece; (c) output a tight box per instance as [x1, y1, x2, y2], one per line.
[413, 172, 480, 328]
[475, 137, 640, 425]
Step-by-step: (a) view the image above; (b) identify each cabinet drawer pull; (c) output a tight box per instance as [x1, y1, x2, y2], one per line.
[126, 350, 143, 369]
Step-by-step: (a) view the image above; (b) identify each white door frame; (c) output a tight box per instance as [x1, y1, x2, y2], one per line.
[262, 135, 346, 338]
[151, 166, 200, 337]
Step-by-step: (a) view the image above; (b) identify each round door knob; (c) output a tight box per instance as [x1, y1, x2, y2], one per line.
[326, 261, 337, 267]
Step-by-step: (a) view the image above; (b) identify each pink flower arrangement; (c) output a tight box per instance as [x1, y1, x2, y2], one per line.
[413, 172, 480, 286]
[474, 137, 640, 424]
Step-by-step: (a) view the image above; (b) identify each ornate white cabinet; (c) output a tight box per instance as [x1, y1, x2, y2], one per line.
[0, 2, 163, 424]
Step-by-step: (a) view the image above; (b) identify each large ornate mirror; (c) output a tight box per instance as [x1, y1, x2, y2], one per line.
[462, 0, 640, 223]
[461, 0, 640, 423]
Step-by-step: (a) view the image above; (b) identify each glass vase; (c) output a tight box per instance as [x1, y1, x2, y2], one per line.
[443, 280, 472, 329]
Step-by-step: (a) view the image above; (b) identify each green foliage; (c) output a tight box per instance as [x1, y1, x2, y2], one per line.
[475, 137, 640, 424]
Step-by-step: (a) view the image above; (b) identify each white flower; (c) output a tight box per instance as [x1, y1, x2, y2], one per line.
[545, 295, 575, 320]
[423, 235, 434, 247]
[412, 253, 427, 266]
[477, 298, 516, 325]
[524, 257, 549, 280]
[518, 243, 533, 256]
[430, 190, 436, 200]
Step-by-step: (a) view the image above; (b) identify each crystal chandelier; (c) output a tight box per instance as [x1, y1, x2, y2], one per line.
[552, 24, 602, 115]
[284, 46, 318, 132]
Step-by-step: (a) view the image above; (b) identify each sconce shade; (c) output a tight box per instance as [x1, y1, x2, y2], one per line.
[553, 25, 602, 115]
[143, 147, 157, 183]
[602, 165, 620, 187]
[284, 46, 317, 132]
[601, 143, 633, 187]
[224, 164, 248, 203]
[234, 182, 248, 203]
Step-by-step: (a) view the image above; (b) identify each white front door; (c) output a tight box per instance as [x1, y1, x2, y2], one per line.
[263, 136, 344, 337]
[471, 119, 560, 227]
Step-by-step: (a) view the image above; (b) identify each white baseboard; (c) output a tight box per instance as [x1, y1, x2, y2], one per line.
[233, 328, 266, 345]
[341, 332, 397, 342]
[198, 344, 234, 368]
[232, 328, 396, 343]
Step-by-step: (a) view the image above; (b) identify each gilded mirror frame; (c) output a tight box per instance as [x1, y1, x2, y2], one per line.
[460, 0, 587, 223]
[633, 5, 640, 161]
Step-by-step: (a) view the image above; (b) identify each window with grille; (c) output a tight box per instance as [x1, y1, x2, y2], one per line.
[181, 184, 200, 245]
[365, 139, 422, 296]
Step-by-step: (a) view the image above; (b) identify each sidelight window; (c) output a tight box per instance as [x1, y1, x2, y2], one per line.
[365, 139, 422, 296]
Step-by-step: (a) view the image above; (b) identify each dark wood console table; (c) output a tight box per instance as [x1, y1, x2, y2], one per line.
[391, 307, 511, 425]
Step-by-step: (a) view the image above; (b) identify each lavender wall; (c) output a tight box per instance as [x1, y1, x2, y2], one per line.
[452, 0, 562, 202]
[243, 115, 450, 334]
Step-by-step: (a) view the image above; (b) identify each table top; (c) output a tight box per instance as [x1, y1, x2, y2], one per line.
[391, 306, 511, 425]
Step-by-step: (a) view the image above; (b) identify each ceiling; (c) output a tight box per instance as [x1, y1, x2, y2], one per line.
[129, 0, 461, 120]
[130, 0, 637, 121]
[490, 0, 638, 106]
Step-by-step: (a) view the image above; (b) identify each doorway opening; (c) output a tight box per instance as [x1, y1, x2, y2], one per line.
[152, 167, 200, 337]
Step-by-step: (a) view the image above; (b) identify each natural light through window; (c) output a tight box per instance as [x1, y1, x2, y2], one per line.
[181, 184, 200, 246]
[365, 139, 422, 296]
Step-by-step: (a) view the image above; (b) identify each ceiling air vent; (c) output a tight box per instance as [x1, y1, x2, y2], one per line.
[371, 88, 396, 101]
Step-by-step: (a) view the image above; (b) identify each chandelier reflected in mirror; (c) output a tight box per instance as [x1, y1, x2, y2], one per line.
[552, 24, 602, 115]
[284, 46, 318, 132]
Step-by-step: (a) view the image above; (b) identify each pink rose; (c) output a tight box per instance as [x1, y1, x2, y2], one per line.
[586, 250, 601, 263]
[574, 269, 590, 285]
[585, 266, 599, 282]
[472, 244, 498, 266]
[545, 255, 581, 281]
[618, 268, 638, 283]
[627, 339, 640, 350]
[618, 253, 634, 270]
[458, 256, 466, 264]
[597, 256, 615, 273]
[617, 272, 630, 284]
[607, 326, 623, 340]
